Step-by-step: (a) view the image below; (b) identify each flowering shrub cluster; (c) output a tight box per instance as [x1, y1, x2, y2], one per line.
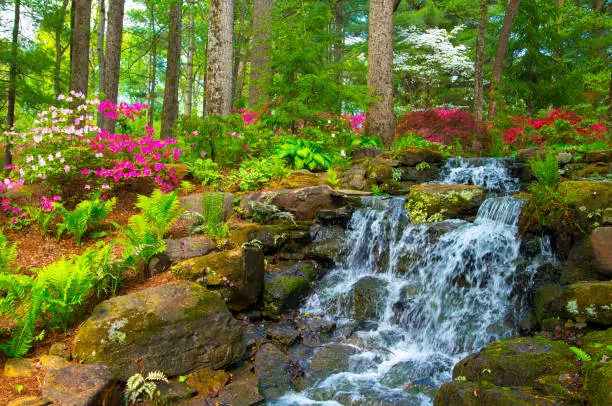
[396, 109, 491, 154]
[501, 109, 608, 151]
[342, 113, 366, 132]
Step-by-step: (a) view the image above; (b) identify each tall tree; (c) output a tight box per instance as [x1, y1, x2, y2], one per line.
[473, 0, 489, 121]
[69, 0, 93, 97]
[184, 2, 196, 117]
[102, 0, 125, 132]
[161, 0, 182, 139]
[365, 0, 395, 147]
[5, 0, 20, 165]
[143, 0, 159, 126]
[249, 0, 273, 107]
[205, 0, 235, 116]
[46, 0, 71, 97]
[97, 0, 106, 94]
[488, 0, 521, 121]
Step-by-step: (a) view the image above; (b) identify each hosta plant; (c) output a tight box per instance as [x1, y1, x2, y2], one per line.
[275, 137, 332, 171]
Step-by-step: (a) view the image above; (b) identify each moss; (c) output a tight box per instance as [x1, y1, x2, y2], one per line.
[534, 284, 565, 323]
[264, 275, 311, 313]
[584, 362, 612, 405]
[557, 181, 612, 211]
[406, 184, 485, 223]
[434, 381, 560, 406]
[563, 282, 612, 325]
[582, 328, 612, 362]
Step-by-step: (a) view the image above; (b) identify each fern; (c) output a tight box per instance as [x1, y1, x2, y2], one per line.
[529, 152, 560, 189]
[0, 228, 17, 273]
[135, 189, 183, 239]
[55, 196, 116, 246]
[25, 206, 57, 235]
[125, 371, 168, 405]
[569, 346, 592, 362]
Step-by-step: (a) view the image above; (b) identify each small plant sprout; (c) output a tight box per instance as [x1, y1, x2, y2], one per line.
[125, 370, 168, 405]
[569, 346, 591, 362]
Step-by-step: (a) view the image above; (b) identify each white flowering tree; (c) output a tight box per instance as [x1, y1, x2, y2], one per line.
[394, 25, 474, 108]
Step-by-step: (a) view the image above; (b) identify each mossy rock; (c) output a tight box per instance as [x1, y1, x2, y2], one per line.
[229, 223, 312, 255]
[560, 236, 603, 284]
[582, 328, 612, 362]
[565, 163, 610, 179]
[395, 147, 444, 166]
[72, 281, 245, 380]
[561, 282, 612, 326]
[557, 180, 612, 211]
[264, 261, 318, 315]
[185, 368, 230, 398]
[584, 362, 612, 405]
[434, 380, 560, 406]
[584, 150, 612, 164]
[364, 161, 394, 182]
[352, 276, 388, 322]
[278, 170, 326, 189]
[171, 247, 265, 311]
[452, 336, 580, 387]
[254, 343, 294, 399]
[406, 184, 486, 223]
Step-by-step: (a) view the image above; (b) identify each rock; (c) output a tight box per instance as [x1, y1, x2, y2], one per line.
[316, 208, 352, 227]
[364, 161, 393, 182]
[300, 343, 358, 388]
[180, 192, 234, 222]
[565, 163, 610, 179]
[559, 236, 603, 284]
[338, 166, 370, 191]
[264, 261, 318, 315]
[6, 398, 51, 406]
[590, 227, 612, 276]
[452, 336, 580, 387]
[584, 362, 612, 405]
[395, 147, 444, 166]
[558, 152, 573, 165]
[241, 186, 336, 221]
[582, 328, 612, 362]
[434, 381, 559, 405]
[163, 236, 217, 262]
[395, 165, 441, 183]
[3, 358, 33, 377]
[353, 276, 388, 322]
[42, 363, 117, 405]
[166, 163, 191, 182]
[307, 224, 346, 265]
[216, 363, 265, 406]
[254, 343, 294, 399]
[584, 150, 612, 163]
[557, 180, 612, 211]
[517, 147, 548, 162]
[379, 180, 415, 195]
[352, 147, 382, 161]
[604, 207, 612, 225]
[406, 184, 486, 223]
[48, 342, 71, 360]
[39, 355, 71, 370]
[266, 324, 301, 346]
[537, 282, 612, 325]
[229, 223, 312, 255]
[186, 368, 230, 398]
[278, 170, 325, 189]
[171, 247, 265, 311]
[156, 381, 197, 403]
[72, 281, 245, 380]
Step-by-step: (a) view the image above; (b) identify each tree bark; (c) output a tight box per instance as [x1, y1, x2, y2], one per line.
[365, 0, 395, 147]
[488, 0, 520, 121]
[161, 0, 183, 139]
[69, 0, 92, 97]
[101, 0, 125, 132]
[206, 0, 235, 116]
[97, 0, 106, 94]
[473, 0, 489, 121]
[53, 0, 70, 97]
[144, 0, 157, 126]
[231, 0, 248, 105]
[249, 0, 273, 108]
[185, 2, 195, 117]
[5, 0, 20, 166]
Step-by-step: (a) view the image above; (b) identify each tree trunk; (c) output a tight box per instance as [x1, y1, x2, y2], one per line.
[231, 0, 248, 105]
[97, 0, 106, 94]
[145, 0, 156, 126]
[473, 0, 489, 121]
[365, 0, 395, 147]
[184, 3, 195, 117]
[488, 0, 520, 121]
[161, 0, 182, 139]
[53, 0, 70, 97]
[235, 29, 251, 104]
[334, 0, 344, 82]
[206, 0, 235, 116]
[5, 0, 20, 166]
[69, 0, 92, 97]
[249, 0, 273, 108]
[101, 0, 125, 132]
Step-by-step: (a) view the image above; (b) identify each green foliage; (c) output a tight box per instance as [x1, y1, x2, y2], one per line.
[55, 196, 117, 246]
[125, 371, 168, 405]
[351, 136, 383, 148]
[275, 137, 332, 171]
[179, 180, 196, 194]
[188, 158, 223, 186]
[0, 229, 17, 273]
[184, 192, 229, 238]
[393, 135, 435, 151]
[227, 157, 289, 191]
[416, 162, 431, 171]
[326, 168, 339, 186]
[529, 153, 560, 189]
[134, 190, 184, 240]
[26, 206, 57, 235]
[370, 185, 388, 197]
[569, 346, 591, 362]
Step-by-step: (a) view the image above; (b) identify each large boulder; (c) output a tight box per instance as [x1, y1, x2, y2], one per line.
[264, 261, 319, 316]
[171, 247, 265, 311]
[278, 170, 325, 189]
[557, 180, 612, 211]
[180, 192, 234, 222]
[590, 227, 612, 276]
[298, 343, 359, 389]
[352, 276, 388, 322]
[240, 186, 336, 221]
[42, 363, 117, 405]
[163, 236, 217, 263]
[253, 343, 294, 399]
[406, 184, 486, 223]
[395, 147, 444, 166]
[452, 336, 580, 387]
[536, 282, 612, 326]
[434, 381, 560, 405]
[229, 223, 312, 256]
[72, 281, 245, 380]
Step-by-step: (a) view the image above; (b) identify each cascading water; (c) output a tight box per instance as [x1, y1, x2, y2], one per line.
[436, 157, 520, 194]
[275, 158, 553, 406]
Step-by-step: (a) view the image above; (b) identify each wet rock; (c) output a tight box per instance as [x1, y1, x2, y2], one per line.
[264, 261, 318, 316]
[452, 336, 580, 387]
[217, 362, 265, 406]
[278, 170, 325, 189]
[171, 247, 265, 311]
[434, 380, 559, 405]
[42, 363, 117, 405]
[536, 281, 612, 326]
[48, 342, 71, 360]
[300, 343, 359, 387]
[379, 180, 415, 195]
[353, 276, 388, 322]
[584, 150, 612, 164]
[307, 224, 346, 265]
[163, 236, 217, 263]
[406, 184, 486, 223]
[316, 208, 352, 227]
[240, 186, 336, 221]
[352, 147, 382, 161]
[557, 180, 612, 211]
[590, 227, 612, 276]
[395, 147, 444, 166]
[180, 192, 234, 222]
[156, 381, 197, 403]
[229, 223, 312, 255]
[72, 281, 245, 380]
[266, 324, 301, 346]
[254, 343, 294, 399]
[6, 397, 51, 406]
[396, 165, 441, 183]
[186, 368, 230, 398]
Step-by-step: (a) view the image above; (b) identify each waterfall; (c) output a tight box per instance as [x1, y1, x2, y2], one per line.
[436, 157, 520, 194]
[275, 159, 551, 405]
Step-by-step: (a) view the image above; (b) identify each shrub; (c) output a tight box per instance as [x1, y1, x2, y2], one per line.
[396, 109, 491, 154]
[55, 195, 117, 246]
[529, 152, 560, 189]
[188, 158, 223, 186]
[226, 157, 289, 191]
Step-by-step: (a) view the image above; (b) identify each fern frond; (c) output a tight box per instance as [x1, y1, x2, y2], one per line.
[146, 370, 168, 383]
